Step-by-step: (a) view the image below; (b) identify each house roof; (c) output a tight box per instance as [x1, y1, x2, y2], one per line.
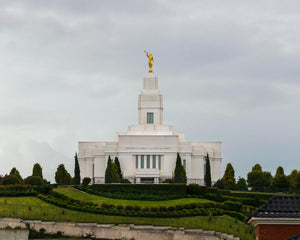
[285, 233, 300, 240]
[252, 196, 300, 218]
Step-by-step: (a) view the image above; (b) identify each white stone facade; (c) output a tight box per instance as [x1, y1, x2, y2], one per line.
[78, 73, 222, 184]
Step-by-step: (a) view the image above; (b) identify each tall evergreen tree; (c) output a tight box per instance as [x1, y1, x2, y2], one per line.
[55, 164, 71, 185]
[9, 167, 23, 183]
[288, 169, 298, 192]
[112, 163, 120, 183]
[204, 153, 212, 187]
[32, 163, 43, 179]
[223, 163, 236, 190]
[174, 153, 186, 183]
[114, 157, 122, 180]
[273, 166, 289, 192]
[105, 156, 113, 183]
[74, 152, 81, 185]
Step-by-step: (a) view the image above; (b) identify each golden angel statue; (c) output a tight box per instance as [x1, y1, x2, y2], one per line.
[144, 51, 154, 72]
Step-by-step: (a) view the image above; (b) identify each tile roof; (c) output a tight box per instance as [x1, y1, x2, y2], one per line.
[285, 233, 300, 240]
[252, 196, 300, 218]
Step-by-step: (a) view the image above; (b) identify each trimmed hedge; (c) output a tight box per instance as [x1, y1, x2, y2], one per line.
[203, 193, 265, 207]
[37, 191, 246, 221]
[90, 184, 186, 196]
[0, 184, 52, 196]
[76, 186, 182, 201]
[38, 193, 245, 221]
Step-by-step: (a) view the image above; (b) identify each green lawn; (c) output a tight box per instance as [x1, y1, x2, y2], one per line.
[0, 196, 254, 240]
[54, 187, 213, 207]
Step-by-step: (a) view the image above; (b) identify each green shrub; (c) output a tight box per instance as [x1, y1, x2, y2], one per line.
[90, 184, 186, 196]
[24, 176, 44, 186]
[120, 179, 131, 183]
[224, 200, 243, 212]
[82, 177, 91, 186]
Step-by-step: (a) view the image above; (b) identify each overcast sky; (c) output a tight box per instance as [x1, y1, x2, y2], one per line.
[1, 0, 300, 182]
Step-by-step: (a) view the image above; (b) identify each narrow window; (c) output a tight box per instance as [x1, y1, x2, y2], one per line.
[152, 155, 156, 169]
[147, 155, 150, 168]
[158, 155, 161, 170]
[147, 113, 154, 124]
[183, 159, 186, 169]
[141, 155, 144, 168]
[136, 155, 139, 169]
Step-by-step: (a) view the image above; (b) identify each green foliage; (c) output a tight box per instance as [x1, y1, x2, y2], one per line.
[114, 157, 122, 180]
[288, 169, 298, 192]
[235, 177, 248, 191]
[74, 152, 81, 185]
[1, 175, 21, 185]
[223, 200, 243, 212]
[25, 176, 44, 186]
[272, 166, 289, 192]
[105, 156, 113, 183]
[187, 184, 202, 195]
[90, 183, 187, 195]
[247, 164, 273, 192]
[120, 179, 131, 184]
[295, 171, 300, 194]
[32, 163, 43, 179]
[9, 167, 23, 183]
[112, 163, 120, 183]
[252, 164, 262, 171]
[223, 163, 236, 190]
[173, 153, 186, 183]
[82, 177, 91, 186]
[55, 164, 71, 185]
[213, 179, 224, 189]
[204, 153, 212, 187]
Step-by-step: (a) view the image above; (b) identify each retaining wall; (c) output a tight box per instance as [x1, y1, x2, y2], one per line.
[0, 218, 239, 240]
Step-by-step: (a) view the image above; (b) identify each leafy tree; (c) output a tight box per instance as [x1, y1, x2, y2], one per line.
[114, 157, 122, 180]
[32, 163, 43, 179]
[204, 153, 212, 187]
[74, 152, 81, 185]
[173, 153, 186, 183]
[288, 169, 298, 192]
[9, 167, 23, 183]
[272, 166, 289, 192]
[252, 164, 262, 172]
[247, 164, 273, 192]
[25, 176, 43, 186]
[223, 163, 236, 190]
[213, 179, 224, 189]
[105, 156, 113, 183]
[1, 175, 19, 185]
[55, 164, 71, 185]
[112, 163, 120, 183]
[295, 171, 300, 194]
[235, 177, 248, 191]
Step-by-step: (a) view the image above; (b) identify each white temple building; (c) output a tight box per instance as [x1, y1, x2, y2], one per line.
[78, 71, 222, 184]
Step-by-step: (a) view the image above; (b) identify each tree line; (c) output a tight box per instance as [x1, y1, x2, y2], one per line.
[213, 163, 300, 193]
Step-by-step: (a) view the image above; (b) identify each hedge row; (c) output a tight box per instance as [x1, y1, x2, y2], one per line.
[0, 184, 52, 196]
[0, 190, 37, 197]
[90, 184, 187, 195]
[37, 194, 245, 221]
[75, 186, 182, 201]
[203, 193, 265, 207]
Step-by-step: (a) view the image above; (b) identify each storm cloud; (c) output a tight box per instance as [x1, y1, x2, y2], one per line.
[0, 0, 300, 181]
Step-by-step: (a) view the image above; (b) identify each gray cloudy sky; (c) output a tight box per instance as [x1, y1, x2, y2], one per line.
[1, 0, 300, 182]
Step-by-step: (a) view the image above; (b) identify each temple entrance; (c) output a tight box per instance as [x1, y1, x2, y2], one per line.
[140, 177, 154, 184]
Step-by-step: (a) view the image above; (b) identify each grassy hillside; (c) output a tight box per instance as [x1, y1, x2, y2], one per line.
[0, 196, 254, 240]
[54, 187, 213, 207]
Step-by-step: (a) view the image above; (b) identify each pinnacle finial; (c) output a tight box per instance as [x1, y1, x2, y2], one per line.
[144, 50, 153, 72]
